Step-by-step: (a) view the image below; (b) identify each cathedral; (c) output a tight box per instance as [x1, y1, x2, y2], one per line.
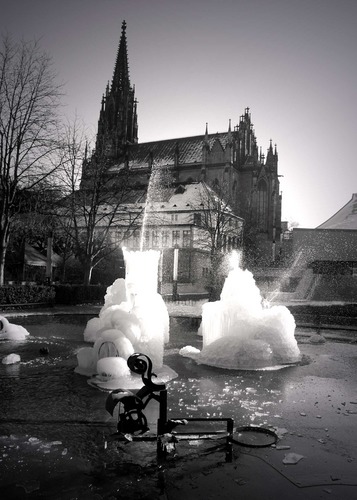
[82, 21, 283, 273]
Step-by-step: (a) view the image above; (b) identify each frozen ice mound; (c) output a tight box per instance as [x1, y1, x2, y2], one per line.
[76, 249, 177, 388]
[2, 353, 21, 365]
[181, 253, 301, 370]
[0, 316, 30, 340]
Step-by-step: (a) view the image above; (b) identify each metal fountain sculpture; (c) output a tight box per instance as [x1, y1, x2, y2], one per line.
[105, 352, 235, 461]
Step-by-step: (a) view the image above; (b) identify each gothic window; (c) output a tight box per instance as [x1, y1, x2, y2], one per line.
[256, 179, 268, 230]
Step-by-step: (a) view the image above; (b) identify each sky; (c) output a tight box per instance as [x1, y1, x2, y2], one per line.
[1, 0, 356, 228]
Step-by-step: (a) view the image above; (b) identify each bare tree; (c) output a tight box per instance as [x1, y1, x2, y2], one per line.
[56, 119, 143, 285]
[193, 182, 243, 300]
[0, 35, 62, 285]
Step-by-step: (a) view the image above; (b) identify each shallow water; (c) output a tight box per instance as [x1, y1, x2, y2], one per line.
[0, 313, 304, 497]
[4, 314, 357, 499]
[1, 314, 356, 499]
[0, 315, 301, 426]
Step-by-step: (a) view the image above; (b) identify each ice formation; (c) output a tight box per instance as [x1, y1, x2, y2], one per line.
[2, 353, 21, 365]
[75, 249, 177, 390]
[0, 316, 30, 341]
[180, 251, 301, 370]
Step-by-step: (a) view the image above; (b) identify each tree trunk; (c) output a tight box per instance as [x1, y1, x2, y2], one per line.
[0, 242, 6, 286]
[83, 259, 93, 286]
[0, 220, 10, 286]
[207, 251, 225, 301]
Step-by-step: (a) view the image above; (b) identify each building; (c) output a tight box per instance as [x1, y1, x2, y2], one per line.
[113, 182, 243, 290]
[256, 193, 357, 302]
[287, 193, 357, 301]
[81, 21, 283, 286]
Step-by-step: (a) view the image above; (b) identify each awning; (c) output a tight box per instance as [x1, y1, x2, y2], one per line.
[24, 243, 62, 267]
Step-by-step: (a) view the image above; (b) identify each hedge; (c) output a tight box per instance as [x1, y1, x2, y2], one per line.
[0, 285, 55, 306]
[54, 284, 107, 305]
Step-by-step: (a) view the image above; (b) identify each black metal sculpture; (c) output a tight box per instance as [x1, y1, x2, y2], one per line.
[106, 353, 167, 436]
[105, 353, 234, 461]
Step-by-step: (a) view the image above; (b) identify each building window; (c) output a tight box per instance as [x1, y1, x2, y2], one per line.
[132, 230, 140, 248]
[353, 263, 357, 277]
[172, 230, 180, 247]
[193, 213, 201, 225]
[171, 214, 178, 222]
[162, 230, 169, 247]
[182, 230, 191, 248]
[114, 230, 122, 244]
[144, 231, 150, 248]
[152, 230, 159, 247]
[202, 267, 209, 277]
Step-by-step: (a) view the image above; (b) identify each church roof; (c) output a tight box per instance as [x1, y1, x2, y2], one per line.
[120, 182, 242, 218]
[317, 193, 357, 230]
[127, 132, 231, 169]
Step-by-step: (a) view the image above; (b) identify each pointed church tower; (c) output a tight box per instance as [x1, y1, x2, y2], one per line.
[95, 20, 138, 159]
[265, 139, 278, 172]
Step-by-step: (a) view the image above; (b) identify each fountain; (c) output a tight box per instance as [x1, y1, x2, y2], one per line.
[75, 248, 177, 390]
[180, 251, 301, 370]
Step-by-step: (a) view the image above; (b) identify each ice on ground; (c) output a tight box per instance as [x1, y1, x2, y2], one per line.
[180, 251, 301, 370]
[2, 353, 21, 365]
[0, 316, 30, 340]
[179, 346, 200, 357]
[283, 452, 305, 464]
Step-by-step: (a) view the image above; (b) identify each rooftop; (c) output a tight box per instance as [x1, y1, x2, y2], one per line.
[317, 193, 357, 230]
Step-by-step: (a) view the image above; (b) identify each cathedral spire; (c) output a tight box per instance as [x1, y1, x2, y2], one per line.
[95, 20, 138, 158]
[227, 119, 232, 145]
[112, 20, 130, 92]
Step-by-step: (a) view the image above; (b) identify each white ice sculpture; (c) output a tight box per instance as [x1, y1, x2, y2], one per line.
[0, 316, 30, 341]
[75, 249, 176, 390]
[180, 251, 301, 370]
